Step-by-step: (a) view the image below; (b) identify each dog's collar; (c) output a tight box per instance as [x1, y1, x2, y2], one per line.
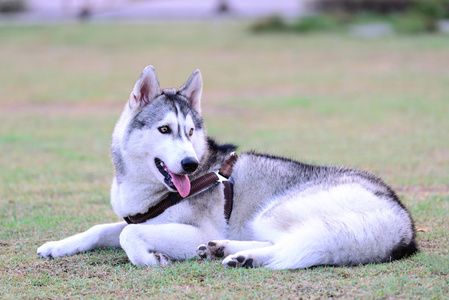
[123, 152, 238, 225]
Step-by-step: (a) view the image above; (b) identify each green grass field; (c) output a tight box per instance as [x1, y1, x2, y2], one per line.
[0, 22, 448, 299]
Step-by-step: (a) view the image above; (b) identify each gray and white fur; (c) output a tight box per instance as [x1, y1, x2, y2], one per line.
[38, 65, 418, 269]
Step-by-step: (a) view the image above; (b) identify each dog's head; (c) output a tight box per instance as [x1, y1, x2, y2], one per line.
[112, 66, 207, 197]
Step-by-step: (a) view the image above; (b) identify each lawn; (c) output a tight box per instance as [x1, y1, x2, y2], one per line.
[0, 22, 448, 299]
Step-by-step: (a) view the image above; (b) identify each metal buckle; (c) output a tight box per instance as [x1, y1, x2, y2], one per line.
[214, 171, 229, 183]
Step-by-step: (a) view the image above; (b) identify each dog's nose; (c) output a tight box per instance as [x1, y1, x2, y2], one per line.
[181, 157, 198, 173]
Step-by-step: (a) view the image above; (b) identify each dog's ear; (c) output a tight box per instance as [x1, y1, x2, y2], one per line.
[179, 69, 202, 114]
[129, 65, 160, 110]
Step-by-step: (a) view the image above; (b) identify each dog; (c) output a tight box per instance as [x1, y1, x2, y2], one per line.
[37, 65, 418, 269]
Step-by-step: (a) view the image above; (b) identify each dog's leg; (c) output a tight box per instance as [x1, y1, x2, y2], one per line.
[37, 222, 127, 258]
[222, 208, 415, 269]
[196, 240, 272, 260]
[119, 223, 211, 266]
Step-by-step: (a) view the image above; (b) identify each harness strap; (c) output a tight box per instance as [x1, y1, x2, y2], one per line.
[124, 153, 238, 224]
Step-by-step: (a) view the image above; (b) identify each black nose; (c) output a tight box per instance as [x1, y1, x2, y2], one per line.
[181, 157, 198, 173]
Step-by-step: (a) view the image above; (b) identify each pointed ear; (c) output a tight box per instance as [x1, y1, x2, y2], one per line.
[129, 65, 160, 110]
[179, 69, 202, 114]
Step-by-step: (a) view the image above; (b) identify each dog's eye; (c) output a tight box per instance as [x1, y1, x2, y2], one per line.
[188, 128, 194, 137]
[158, 126, 170, 134]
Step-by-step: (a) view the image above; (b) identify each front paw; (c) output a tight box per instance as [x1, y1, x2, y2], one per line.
[222, 254, 258, 268]
[37, 241, 72, 259]
[196, 241, 228, 260]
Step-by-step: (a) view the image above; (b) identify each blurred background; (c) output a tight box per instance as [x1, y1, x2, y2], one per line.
[1, 0, 448, 186]
[1, 0, 449, 186]
[1, 0, 449, 32]
[0, 0, 449, 189]
[1, 0, 306, 21]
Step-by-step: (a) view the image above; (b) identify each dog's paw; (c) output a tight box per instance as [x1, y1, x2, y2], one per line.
[127, 250, 174, 267]
[150, 251, 173, 266]
[196, 241, 228, 260]
[37, 241, 74, 259]
[222, 254, 258, 269]
[196, 244, 210, 259]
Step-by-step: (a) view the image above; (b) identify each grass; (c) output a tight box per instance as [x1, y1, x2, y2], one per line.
[0, 22, 448, 298]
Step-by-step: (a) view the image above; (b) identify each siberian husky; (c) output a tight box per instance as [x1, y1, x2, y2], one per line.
[38, 65, 418, 269]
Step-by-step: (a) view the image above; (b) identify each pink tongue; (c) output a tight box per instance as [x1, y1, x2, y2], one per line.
[169, 171, 191, 198]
